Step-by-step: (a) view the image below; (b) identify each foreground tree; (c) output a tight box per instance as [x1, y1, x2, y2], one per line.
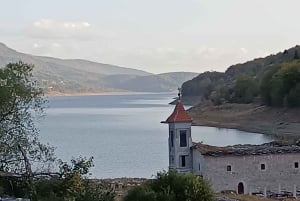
[0, 157, 115, 201]
[62, 157, 115, 201]
[34, 157, 115, 201]
[0, 62, 115, 201]
[124, 171, 214, 201]
[0, 62, 55, 200]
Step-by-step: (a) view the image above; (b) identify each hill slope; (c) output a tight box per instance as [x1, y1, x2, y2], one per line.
[182, 45, 300, 105]
[0, 43, 198, 93]
[181, 45, 300, 137]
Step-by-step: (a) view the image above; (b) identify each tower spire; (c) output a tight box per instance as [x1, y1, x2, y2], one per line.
[178, 87, 182, 101]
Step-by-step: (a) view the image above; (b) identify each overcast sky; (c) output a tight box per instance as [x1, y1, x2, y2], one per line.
[1, 0, 300, 73]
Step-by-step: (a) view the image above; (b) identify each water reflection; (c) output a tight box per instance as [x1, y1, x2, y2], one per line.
[192, 126, 272, 146]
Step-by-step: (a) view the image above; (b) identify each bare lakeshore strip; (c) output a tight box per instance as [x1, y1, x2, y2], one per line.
[188, 103, 300, 138]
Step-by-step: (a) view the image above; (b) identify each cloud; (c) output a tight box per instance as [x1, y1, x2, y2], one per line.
[27, 19, 114, 40]
[33, 19, 91, 30]
[33, 43, 40, 48]
[51, 42, 62, 48]
[240, 47, 248, 54]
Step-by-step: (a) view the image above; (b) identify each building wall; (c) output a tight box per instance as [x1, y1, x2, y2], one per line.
[197, 153, 300, 194]
[168, 122, 192, 172]
[192, 149, 205, 175]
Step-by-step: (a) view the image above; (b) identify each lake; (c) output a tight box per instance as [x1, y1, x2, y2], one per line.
[38, 93, 272, 178]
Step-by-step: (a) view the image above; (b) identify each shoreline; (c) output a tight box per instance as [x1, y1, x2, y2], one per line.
[188, 103, 300, 140]
[45, 91, 174, 97]
[191, 122, 273, 136]
[192, 122, 276, 138]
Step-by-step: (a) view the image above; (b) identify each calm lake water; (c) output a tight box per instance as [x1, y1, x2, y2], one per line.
[38, 93, 272, 178]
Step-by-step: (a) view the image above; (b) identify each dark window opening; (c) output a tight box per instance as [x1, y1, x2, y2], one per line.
[170, 156, 174, 164]
[170, 131, 174, 147]
[295, 162, 299, 168]
[227, 165, 231, 172]
[181, 155, 186, 167]
[180, 130, 187, 147]
[199, 163, 201, 171]
[261, 164, 266, 170]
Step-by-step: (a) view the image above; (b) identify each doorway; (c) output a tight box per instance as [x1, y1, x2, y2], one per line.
[238, 182, 244, 194]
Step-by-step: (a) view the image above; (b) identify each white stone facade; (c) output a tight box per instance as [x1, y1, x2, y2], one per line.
[193, 152, 300, 194]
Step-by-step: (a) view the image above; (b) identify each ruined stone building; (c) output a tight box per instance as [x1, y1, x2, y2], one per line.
[162, 101, 300, 196]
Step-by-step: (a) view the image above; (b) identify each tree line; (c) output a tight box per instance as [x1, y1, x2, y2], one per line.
[182, 48, 300, 107]
[221, 61, 300, 107]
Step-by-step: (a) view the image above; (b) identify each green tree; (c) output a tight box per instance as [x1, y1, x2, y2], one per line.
[294, 50, 299, 60]
[0, 62, 55, 200]
[269, 74, 285, 106]
[77, 181, 115, 201]
[59, 157, 94, 201]
[286, 83, 300, 107]
[58, 157, 115, 201]
[260, 66, 279, 105]
[260, 61, 300, 107]
[123, 185, 156, 201]
[124, 171, 214, 201]
[0, 62, 115, 201]
[233, 75, 259, 103]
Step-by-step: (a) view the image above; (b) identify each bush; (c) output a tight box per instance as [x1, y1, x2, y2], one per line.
[124, 171, 214, 201]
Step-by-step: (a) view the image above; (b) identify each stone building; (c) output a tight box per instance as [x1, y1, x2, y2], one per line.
[162, 101, 300, 196]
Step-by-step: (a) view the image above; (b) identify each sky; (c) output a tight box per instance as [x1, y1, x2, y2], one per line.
[1, 0, 300, 74]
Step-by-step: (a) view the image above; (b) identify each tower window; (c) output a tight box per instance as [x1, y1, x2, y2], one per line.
[226, 165, 231, 172]
[170, 131, 174, 147]
[180, 155, 186, 167]
[261, 164, 266, 170]
[180, 130, 187, 147]
[170, 156, 174, 164]
[295, 162, 299, 169]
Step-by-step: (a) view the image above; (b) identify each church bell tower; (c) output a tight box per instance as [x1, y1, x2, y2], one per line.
[162, 89, 193, 173]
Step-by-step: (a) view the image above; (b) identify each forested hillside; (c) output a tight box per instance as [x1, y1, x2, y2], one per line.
[182, 46, 300, 107]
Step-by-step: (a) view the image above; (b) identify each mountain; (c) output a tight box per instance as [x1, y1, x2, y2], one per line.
[104, 72, 199, 92]
[181, 45, 300, 106]
[0, 42, 198, 93]
[180, 46, 300, 137]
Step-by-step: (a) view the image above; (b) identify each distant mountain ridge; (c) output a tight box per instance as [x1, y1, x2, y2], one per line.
[0, 42, 198, 93]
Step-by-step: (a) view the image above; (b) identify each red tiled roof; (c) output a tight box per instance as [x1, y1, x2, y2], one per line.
[165, 101, 192, 123]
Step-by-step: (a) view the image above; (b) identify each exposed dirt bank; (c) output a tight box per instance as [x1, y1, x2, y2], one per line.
[188, 103, 300, 138]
